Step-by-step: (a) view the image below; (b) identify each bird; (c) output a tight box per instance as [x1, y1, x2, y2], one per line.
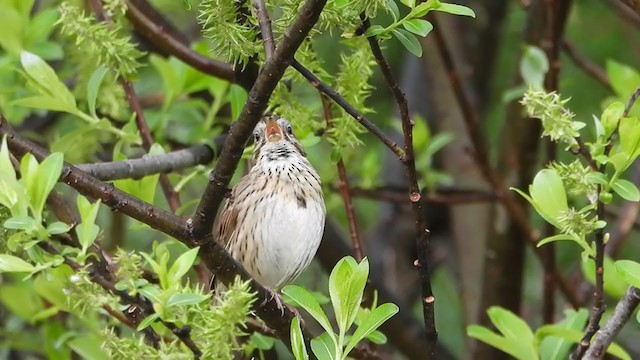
[213, 115, 326, 296]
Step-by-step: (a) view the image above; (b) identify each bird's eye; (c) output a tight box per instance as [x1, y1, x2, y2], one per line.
[253, 133, 260, 142]
[286, 124, 294, 135]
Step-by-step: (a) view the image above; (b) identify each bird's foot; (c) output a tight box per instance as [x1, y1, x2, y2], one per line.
[262, 288, 300, 320]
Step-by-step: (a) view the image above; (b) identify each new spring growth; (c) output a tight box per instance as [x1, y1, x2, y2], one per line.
[521, 89, 585, 146]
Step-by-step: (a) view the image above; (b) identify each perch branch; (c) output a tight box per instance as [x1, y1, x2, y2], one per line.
[561, 40, 612, 91]
[584, 286, 640, 359]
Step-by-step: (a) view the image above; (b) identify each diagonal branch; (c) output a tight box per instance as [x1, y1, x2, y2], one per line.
[190, 0, 328, 238]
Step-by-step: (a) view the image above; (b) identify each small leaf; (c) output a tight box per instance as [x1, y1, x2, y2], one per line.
[310, 333, 337, 360]
[435, 3, 476, 17]
[399, 0, 415, 8]
[166, 293, 209, 307]
[364, 25, 385, 37]
[528, 169, 568, 228]
[402, 19, 433, 37]
[520, 45, 549, 90]
[66, 335, 108, 360]
[0, 254, 35, 273]
[537, 234, 593, 256]
[47, 221, 72, 235]
[619, 117, 640, 162]
[601, 102, 625, 138]
[136, 313, 161, 331]
[87, 66, 109, 119]
[387, 0, 400, 20]
[537, 308, 589, 360]
[19, 51, 76, 113]
[612, 179, 640, 201]
[392, 28, 422, 57]
[33, 152, 64, 215]
[615, 260, 640, 288]
[228, 84, 248, 120]
[3, 216, 36, 230]
[290, 317, 309, 360]
[344, 303, 398, 355]
[487, 306, 534, 343]
[282, 285, 335, 336]
[169, 247, 200, 280]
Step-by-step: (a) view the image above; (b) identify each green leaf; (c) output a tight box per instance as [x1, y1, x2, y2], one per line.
[344, 303, 399, 355]
[392, 28, 422, 57]
[402, 19, 433, 37]
[619, 117, 640, 162]
[137, 313, 161, 331]
[282, 285, 335, 336]
[529, 169, 568, 228]
[538, 234, 593, 256]
[32, 152, 63, 216]
[411, 1, 436, 17]
[137, 284, 163, 304]
[166, 293, 209, 307]
[87, 66, 109, 119]
[468, 324, 537, 360]
[329, 257, 369, 336]
[290, 316, 309, 360]
[615, 260, 640, 288]
[3, 216, 36, 231]
[487, 306, 534, 343]
[583, 257, 628, 299]
[606, 60, 640, 102]
[435, 2, 476, 17]
[168, 247, 200, 280]
[249, 333, 275, 350]
[520, 45, 549, 90]
[399, 0, 415, 8]
[310, 333, 337, 360]
[537, 308, 589, 360]
[19, 51, 77, 113]
[46, 221, 72, 235]
[364, 25, 385, 37]
[601, 102, 625, 138]
[612, 179, 640, 201]
[229, 84, 248, 120]
[0, 254, 35, 273]
[535, 324, 631, 360]
[387, 0, 400, 20]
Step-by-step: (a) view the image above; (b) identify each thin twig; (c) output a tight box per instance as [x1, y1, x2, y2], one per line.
[291, 60, 406, 159]
[77, 140, 224, 181]
[584, 286, 640, 359]
[607, 0, 640, 27]
[321, 95, 364, 261]
[252, 0, 275, 60]
[363, 18, 437, 357]
[619, 0, 640, 17]
[561, 40, 613, 91]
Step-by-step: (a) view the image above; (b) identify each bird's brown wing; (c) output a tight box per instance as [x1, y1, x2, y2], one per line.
[212, 196, 239, 250]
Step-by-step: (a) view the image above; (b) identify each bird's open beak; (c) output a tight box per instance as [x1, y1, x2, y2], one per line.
[265, 120, 283, 142]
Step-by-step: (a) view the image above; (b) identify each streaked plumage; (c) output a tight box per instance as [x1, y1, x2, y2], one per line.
[213, 115, 325, 289]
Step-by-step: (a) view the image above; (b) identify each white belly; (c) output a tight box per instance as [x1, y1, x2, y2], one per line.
[252, 194, 325, 288]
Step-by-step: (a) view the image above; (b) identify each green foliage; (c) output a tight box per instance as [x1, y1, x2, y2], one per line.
[468, 307, 631, 360]
[284, 256, 398, 360]
[57, 2, 143, 78]
[364, 0, 475, 57]
[198, 0, 260, 66]
[520, 90, 583, 145]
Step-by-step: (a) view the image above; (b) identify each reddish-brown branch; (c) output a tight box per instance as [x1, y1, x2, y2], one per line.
[607, 0, 640, 26]
[561, 40, 613, 91]
[253, 0, 275, 60]
[363, 18, 437, 357]
[619, 0, 640, 17]
[321, 96, 364, 261]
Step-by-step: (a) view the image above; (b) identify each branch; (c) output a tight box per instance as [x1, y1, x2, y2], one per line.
[584, 286, 640, 359]
[619, 0, 640, 17]
[77, 139, 224, 181]
[252, 0, 275, 60]
[561, 40, 613, 91]
[321, 95, 364, 261]
[363, 18, 437, 357]
[292, 60, 406, 159]
[190, 0, 328, 238]
[607, 0, 640, 27]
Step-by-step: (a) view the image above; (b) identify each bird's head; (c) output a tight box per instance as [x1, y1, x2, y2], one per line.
[252, 115, 305, 163]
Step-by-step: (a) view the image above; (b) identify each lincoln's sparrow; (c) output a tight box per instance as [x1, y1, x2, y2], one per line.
[213, 115, 326, 291]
